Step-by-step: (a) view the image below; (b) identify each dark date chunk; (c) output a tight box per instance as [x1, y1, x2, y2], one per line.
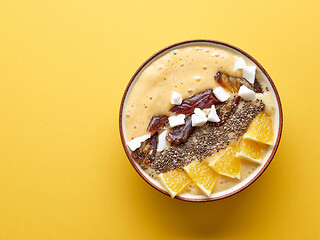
[213, 96, 241, 127]
[131, 132, 158, 165]
[131, 145, 147, 161]
[170, 89, 221, 114]
[166, 115, 195, 145]
[146, 132, 158, 163]
[147, 115, 168, 132]
[214, 72, 263, 94]
[215, 72, 253, 92]
[253, 80, 263, 93]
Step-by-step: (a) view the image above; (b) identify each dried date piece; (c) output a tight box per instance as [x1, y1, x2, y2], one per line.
[214, 72, 263, 94]
[131, 132, 158, 165]
[253, 80, 263, 93]
[131, 146, 146, 161]
[166, 115, 195, 145]
[215, 72, 253, 92]
[131, 141, 147, 161]
[170, 89, 221, 114]
[147, 115, 168, 132]
[144, 132, 158, 163]
[213, 96, 241, 127]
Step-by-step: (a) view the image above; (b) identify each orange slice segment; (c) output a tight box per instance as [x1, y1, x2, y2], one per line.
[184, 161, 218, 197]
[209, 144, 241, 179]
[159, 169, 191, 198]
[236, 138, 266, 164]
[244, 112, 273, 145]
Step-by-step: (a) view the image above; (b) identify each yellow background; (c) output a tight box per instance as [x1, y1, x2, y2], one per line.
[0, 0, 319, 239]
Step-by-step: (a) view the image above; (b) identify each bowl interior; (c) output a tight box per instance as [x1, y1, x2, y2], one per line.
[120, 40, 282, 201]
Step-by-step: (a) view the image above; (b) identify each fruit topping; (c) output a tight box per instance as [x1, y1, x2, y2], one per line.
[234, 57, 247, 71]
[244, 112, 273, 145]
[147, 115, 168, 132]
[191, 108, 208, 127]
[253, 80, 263, 93]
[184, 161, 218, 197]
[214, 72, 263, 93]
[127, 133, 151, 151]
[168, 114, 186, 128]
[170, 91, 183, 105]
[242, 66, 256, 84]
[147, 132, 158, 162]
[131, 132, 158, 165]
[238, 85, 256, 100]
[213, 87, 230, 102]
[232, 56, 256, 84]
[170, 89, 221, 114]
[215, 72, 252, 92]
[166, 115, 195, 145]
[131, 145, 146, 161]
[159, 169, 191, 198]
[235, 138, 266, 164]
[207, 104, 220, 122]
[157, 130, 169, 152]
[209, 143, 241, 179]
[213, 96, 241, 127]
[194, 108, 207, 118]
[191, 114, 207, 127]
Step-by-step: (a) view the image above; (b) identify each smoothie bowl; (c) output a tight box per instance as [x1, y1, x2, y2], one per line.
[119, 40, 283, 202]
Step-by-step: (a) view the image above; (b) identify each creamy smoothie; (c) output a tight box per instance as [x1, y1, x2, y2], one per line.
[124, 45, 276, 198]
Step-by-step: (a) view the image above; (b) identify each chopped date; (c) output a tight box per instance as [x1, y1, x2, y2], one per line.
[131, 140, 148, 161]
[131, 132, 158, 165]
[214, 72, 253, 92]
[166, 115, 195, 145]
[253, 80, 263, 93]
[146, 132, 158, 163]
[147, 115, 168, 132]
[214, 72, 263, 94]
[131, 147, 146, 160]
[215, 72, 245, 92]
[213, 96, 241, 127]
[170, 89, 221, 114]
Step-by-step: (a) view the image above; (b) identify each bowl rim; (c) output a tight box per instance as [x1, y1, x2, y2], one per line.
[119, 39, 283, 202]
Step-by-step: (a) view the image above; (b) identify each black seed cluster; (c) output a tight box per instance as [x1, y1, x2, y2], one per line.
[150, 99, 265, 173]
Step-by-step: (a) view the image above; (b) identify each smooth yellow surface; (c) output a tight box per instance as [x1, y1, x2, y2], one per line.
[0, 0, 319, 239]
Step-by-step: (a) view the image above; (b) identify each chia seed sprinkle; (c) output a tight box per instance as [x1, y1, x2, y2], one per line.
[150, 99, 265, 173]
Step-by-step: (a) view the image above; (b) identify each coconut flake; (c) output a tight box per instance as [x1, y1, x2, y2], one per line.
[238, 85, 256, 100]
[157, 130, 169, 152]
[127, 133, 151, 151]
[168, 114, 185, 127]
[242, 66, 256, 84]
[170, 91, 183, 105]
[194, 108, 207, 118]
[207, 105, 220, 122]
[191, 114, 208, 127]
[213, 87, 230, 102]
[234, 57, 246, 71]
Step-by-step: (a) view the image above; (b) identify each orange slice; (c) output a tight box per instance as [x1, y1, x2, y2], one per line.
[159, 169, 191, 198]
[244, 112, 273, 145]
[184, 161, 219, 196]
[236, 138, 266, 164]
[209, 144, 241, 179]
